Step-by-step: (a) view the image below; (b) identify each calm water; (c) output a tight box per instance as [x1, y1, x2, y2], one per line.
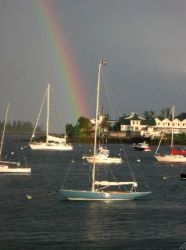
[0, 135, 186, 250]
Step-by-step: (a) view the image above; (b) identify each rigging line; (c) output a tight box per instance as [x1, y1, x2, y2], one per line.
[107, 165, 119, 182]
[26, 190, 57, 199]
[101, 70, 122, 118]
[130, 144, 149, 188]
[60, 140, 81, 189]
[61, 159, 73, 189]
[88, 90, 97, 118]
[8, 106, 28, 166]
[50, 87, 66, 132]
[31, 87, 48, 142]
[180, 165, 185, 173]
[101, 70, 115, 120]
[101, 69, 137, 183]
[155, 108, 173, 155]
[120, 142, 136, 182]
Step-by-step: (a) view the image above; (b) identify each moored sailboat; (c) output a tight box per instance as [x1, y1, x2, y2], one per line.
[59, 60, 152, 200]
[155, 106, 186, 163]
[29, 84, 73, 151]
[0, 104, 31, 173]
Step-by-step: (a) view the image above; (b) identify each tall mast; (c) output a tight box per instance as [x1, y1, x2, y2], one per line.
[46, 84, 50, 144]
[92, 60, 106, 192]
[171, 106, 175, 151]
[0, 103, 10, 160]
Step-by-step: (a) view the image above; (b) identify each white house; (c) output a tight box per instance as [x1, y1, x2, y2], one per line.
[121, 112, 186, 137]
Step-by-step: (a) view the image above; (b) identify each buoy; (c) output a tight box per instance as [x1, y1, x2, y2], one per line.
[26, 195, 33, 199]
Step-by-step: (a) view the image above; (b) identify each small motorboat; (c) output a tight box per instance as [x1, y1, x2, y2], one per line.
[133, 141, 151, 151]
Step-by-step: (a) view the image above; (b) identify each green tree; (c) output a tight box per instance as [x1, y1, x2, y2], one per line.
[76, 116, 91, 137]
[143, 111, 156, 120]
[66, 124, 75, 138]
[176, 112, 186, 120]
[157, 108, 172, 119]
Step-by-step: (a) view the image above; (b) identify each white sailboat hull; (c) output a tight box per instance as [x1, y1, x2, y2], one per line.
[60, 189, 152, 200]
[155, 154, 186, 163]
[29, 142, 73, 151]
[85, 156, 122, 164]
[0, 165, 31, 173]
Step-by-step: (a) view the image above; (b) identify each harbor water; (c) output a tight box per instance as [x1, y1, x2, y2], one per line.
[0, 135, 186, 250]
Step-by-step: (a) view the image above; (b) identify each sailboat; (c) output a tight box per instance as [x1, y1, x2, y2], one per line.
[29, 84, 73, 151]
[83, 146, 122, 164]
[59, 60, 152, 200]
[155, 106, 186, 163]
[0, 104, 31, 173]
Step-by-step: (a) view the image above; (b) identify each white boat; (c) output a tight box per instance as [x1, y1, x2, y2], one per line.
[0, 163, 31, 173]
[59, 60, 152, 200]
[0, 104, 31, 173]
[155, 106, 186, 163]
[83, 146, 122, 164]
[29, 84, 73, 151]
[133, 141, 151, 151]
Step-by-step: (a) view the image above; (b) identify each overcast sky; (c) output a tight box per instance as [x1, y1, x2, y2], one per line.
[1, 0, 186, 132]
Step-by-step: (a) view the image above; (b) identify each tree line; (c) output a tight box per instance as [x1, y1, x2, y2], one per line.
[66, 109, 186, 138]
[1, 108, 186, 135]
[0, 120, 44, 133]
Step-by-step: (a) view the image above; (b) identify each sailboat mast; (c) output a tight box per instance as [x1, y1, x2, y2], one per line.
[0, 103, 10, 160]
[46, 84, 50, 144]
[92, 60, 106, 192]
[171, 106, 175, 151]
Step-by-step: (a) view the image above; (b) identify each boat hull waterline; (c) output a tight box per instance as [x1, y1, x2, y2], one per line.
[0, 165, 31, 173]
[133, 147, 151, 152]
[85, 157, 122, 164]
[133, 142, 151, 151]
[59, 190, 152, 200]
[155, 154, 186, 163]
[29, 143, 73, 151]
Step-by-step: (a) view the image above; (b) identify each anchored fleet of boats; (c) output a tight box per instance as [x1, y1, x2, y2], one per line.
[1, 61, 186, 201]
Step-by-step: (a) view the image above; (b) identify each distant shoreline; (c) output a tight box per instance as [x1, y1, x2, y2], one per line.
[1, 133, 186, 145]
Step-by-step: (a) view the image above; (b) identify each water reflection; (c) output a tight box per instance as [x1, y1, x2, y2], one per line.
[84, 201, 137, 241]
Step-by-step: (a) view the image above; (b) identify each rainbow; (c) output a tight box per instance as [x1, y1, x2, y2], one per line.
[33, 0, 88, 122]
